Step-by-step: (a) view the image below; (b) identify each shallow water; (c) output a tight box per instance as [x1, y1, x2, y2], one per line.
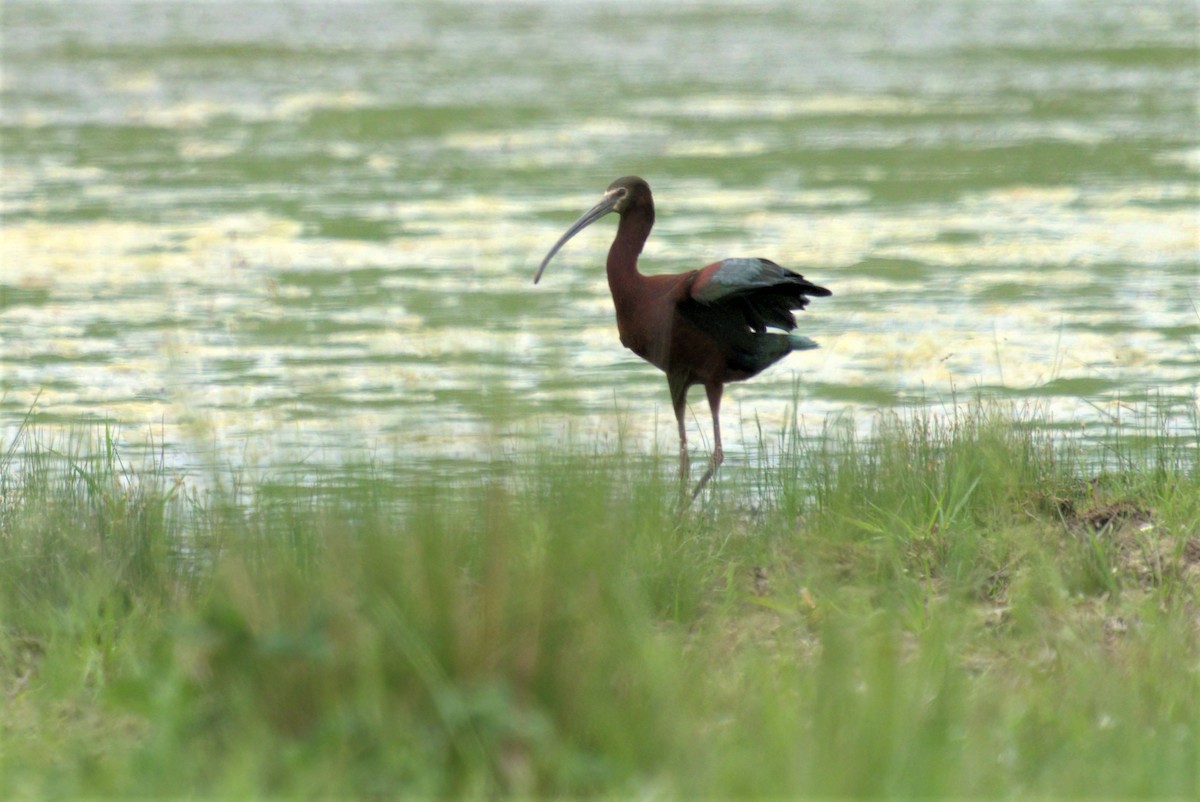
[2, 0, 1197, 477]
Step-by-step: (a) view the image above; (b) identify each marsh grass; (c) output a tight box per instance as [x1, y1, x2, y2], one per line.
[1, 402, 1197, 798]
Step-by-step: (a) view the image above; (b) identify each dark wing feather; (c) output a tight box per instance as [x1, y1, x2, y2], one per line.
[689, 258, 830, 333]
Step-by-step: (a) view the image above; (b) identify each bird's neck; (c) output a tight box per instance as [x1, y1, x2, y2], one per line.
[606, 208, 654, 297]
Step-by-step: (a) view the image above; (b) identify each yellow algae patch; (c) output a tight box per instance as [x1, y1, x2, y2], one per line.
[665, 138, 769, 158]
[177, 138, 244, 161]
[273, 90, 375, 120]
[742, 189, 1199, 269]
[703, 213, 871, 265]
[123, 90, 375, 128]
[366, 154, 397, 173]
[1155, 148, 1200, 172]
[128, 100, 242, 128]
[107, 70, 161, 94]
[441, 129, 600, 169]
[442, 119, 671, 169]
[2, 221, 181, 285]
[635, 94, 931, 119]
[668, 184, 855, 213]
[362, 328, 430, 358]
[16, 111, 49, 127]
[442, 130, 531, 152]
[1, 162, 108, 195]
[1, 215, 305, 287]
[1087, 182, 1199, 205]
[402, 194, 529, 221]
[0, 213, 472, 294]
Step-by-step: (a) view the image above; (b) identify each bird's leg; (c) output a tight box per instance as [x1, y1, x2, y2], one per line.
[690, 383, 725, 500]
[676, 411, 690, 487]
[668, 373, 690, 491]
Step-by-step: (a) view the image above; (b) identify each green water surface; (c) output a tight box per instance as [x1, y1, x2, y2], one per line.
[2, 0, 1197, 473]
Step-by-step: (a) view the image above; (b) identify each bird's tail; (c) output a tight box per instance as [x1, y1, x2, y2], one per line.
[788, 334, 820, 351]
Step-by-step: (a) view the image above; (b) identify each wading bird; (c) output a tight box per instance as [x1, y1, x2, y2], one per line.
[534, 176, 830, 500]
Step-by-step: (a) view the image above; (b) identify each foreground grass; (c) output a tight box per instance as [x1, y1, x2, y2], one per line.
[1, 405, 1198, 798]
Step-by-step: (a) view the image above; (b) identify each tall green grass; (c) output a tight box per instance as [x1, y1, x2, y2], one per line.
[1, 403, 1197, 798]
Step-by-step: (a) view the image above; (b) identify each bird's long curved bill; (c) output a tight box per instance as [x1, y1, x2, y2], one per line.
[533, 194, 618, 284]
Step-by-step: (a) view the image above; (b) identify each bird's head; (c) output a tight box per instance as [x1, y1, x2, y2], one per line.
[603, 175, 651, 214]
[533, 176, 652, 284]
